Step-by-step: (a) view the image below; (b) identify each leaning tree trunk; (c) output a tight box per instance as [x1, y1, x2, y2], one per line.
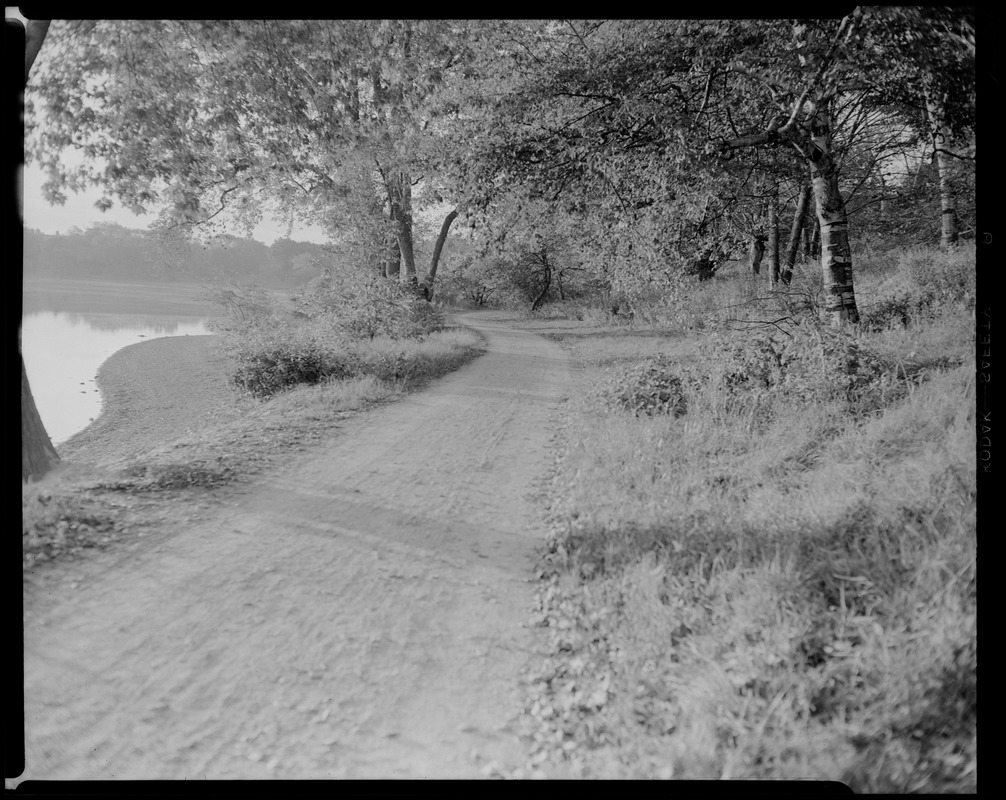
[925, 89, 959, 248]
[421, 207, 459, 301]
[22, 18, 59, 481]
[767, 181, 781, 288]
[782, 183, 812, 285]
[22, 354, 58, 482]
[807, 102, 859, 325]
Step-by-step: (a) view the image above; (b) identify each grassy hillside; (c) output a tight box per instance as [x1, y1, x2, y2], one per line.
[518, 244, 976, 790]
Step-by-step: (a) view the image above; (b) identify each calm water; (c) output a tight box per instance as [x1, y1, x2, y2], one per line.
[22, 280, 219, 446]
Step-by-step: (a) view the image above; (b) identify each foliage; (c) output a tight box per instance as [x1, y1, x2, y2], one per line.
[292, 258, 446, 340]
[602, 356, 689, 418]
[705, 323, 897, 414]
[209, 261, 448, 397]
[528, 248, 975, 786]
[860, 243, 976, 330]
[25, 19, 477, 287]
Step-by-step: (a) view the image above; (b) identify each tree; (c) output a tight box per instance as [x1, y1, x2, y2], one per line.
[855, 7, 975, 249]
[20, 17, 59, 482]
[26, 20, 476, 297]
[782, 183, 813, 285]
[445, 19, 870, 319]
[448, 14, 973, 325]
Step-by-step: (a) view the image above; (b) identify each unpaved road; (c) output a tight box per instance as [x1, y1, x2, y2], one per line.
[19, 311, 571, 780]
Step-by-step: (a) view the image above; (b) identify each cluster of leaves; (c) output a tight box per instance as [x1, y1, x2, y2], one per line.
[860, 244, 976, 330]
[601, 356, 690, 418]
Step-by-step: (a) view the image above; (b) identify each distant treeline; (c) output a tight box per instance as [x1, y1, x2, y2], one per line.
[23, 223, 328, 288]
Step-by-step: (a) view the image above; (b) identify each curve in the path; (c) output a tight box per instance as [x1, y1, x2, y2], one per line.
[20, 311, 571, 780]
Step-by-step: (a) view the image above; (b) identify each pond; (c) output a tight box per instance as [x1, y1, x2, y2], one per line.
[22, 278, 221, 446]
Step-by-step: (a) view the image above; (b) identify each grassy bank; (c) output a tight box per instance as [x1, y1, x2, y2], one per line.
[518, 245, 976, 789]
[22, 325, 485, 570]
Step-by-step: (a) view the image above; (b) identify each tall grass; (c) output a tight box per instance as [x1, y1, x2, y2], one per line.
[528, 245, 976, 789]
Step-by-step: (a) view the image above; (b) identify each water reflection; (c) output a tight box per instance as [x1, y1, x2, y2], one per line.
[21, 310, 215, 446]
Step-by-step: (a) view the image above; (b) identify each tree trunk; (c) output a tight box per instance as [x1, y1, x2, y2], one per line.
[422, 207, 459, 301]
[767, 181, 780, 288]
[530, 256, 551, 311]
[925, 90, 959, 248]
[384, 202, 400, 279]
[22, 18, 60, 481]
[382, 173, 402, 279]
[783, 184, 812, 285]
[24, 19, 50, 85]
[807, 102, 859, 325]
[383, 224, 401, 279]
[396, 174, 418, 287]
[22, 355, 59, 482]
[749, 235, 765, 276]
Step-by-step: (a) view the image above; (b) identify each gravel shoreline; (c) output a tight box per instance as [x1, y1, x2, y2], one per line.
[57, 334, 250, 468]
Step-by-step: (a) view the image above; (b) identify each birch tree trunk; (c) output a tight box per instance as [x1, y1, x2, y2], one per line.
[808, 103, 860, 324]
[925, 90, 959, 248]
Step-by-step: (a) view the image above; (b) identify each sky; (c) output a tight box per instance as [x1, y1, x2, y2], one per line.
[20, 163, 330, 245]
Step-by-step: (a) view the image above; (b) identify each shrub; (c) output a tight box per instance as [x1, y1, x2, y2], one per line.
[292, 262, 446, 341]
[210, 257, 454, 396]
[699, 322, 899, 418]
[860, 243, 975, 331]
[231, 338, 358, 397]
[602, 355, 690, 417]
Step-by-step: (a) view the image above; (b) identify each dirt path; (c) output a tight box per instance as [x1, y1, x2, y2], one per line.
[19, 311, 571, 780]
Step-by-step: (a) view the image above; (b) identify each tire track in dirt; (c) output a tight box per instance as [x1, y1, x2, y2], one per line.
[19, 311, 571, 780]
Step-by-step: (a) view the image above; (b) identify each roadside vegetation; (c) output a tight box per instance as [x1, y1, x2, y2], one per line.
[22, 263, 484, 571]
[515, 242, 975, 790]
[22, 13, 976, 789]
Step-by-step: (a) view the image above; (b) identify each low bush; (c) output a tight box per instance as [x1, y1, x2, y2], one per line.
[600, 321, 900, 426]
[601, 355, 690, 417]
[708, 323, 897, 412]
[860, 243, 975, 330]
[293, 262, 446, 341]
[210, 259, 454, 397]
